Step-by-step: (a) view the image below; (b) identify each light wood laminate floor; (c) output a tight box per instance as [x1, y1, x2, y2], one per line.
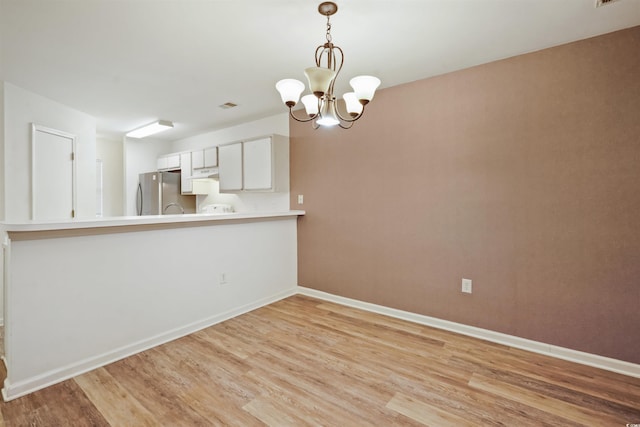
[1, 295, 639, 426]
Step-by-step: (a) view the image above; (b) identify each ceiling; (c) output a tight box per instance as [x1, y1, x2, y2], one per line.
[1, 0, 639, 141]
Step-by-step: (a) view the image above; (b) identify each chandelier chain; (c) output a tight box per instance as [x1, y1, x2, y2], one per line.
[325, 15, 332, 43]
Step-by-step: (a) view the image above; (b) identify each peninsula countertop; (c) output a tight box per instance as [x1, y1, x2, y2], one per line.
[1, 210, 306, 238]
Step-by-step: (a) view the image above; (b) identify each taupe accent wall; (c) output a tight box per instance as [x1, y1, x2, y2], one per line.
[290, 26, 640, 364]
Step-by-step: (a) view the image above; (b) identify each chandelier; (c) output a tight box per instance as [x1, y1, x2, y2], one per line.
[275, 2, 381, 129]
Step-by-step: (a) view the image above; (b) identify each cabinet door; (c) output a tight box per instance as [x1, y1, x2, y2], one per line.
[157, 156, 168, 170]
[180, 152, 193, 194]
[166, 154, 180, 170]
[158, 154, 180, 171]
[243, 138, 272, 190]
[191, 150, 204, 169]
[218, 143, 243, 191]
[204, 147, 218, 167]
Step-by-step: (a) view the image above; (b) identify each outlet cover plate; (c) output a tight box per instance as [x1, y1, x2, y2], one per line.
[462, 278, 472, 294]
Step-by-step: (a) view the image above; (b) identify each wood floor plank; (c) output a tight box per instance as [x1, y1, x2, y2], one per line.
[247, 345, 398, 423]
[446, 340, 640, 409]
[386, 392, 475, 427]
[468, 372, 624, 426]
[143, 344, 264, 426]
[242, 395, 312, 427]
[388, 371, 583, 427]
[103, 353, 216, 426]
[449, 351, 640, 421]
[243, 368, 365, 426]
[74, 367, 159, 427]
[1, 380, 109, 426]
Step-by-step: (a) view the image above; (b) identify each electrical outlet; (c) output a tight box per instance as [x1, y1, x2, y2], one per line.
[297, 194, 304, 205]
[462, 278, 472, 294]
[219, 273, 228, 285]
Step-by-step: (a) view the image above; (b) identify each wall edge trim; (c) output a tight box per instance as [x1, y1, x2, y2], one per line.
[296, 286, 640, 379]
[1, 288, 297, 402]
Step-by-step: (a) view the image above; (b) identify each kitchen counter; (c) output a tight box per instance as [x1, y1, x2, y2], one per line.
[1, 210, 305, 239]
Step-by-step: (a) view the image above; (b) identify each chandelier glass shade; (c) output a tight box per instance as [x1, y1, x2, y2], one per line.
[275, 2, 380, 129]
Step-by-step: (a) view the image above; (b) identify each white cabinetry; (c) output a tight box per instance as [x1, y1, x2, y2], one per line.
[192, 147, 218, 169]
[243, 137, 272, 190]
[191, 150, 204, 169]
[157, 154, 180, 171]
[218, 135, 288, 193]
[180, 152, 193, 194]
[218, 143, 243, 191]
[204, 147, 218, 167]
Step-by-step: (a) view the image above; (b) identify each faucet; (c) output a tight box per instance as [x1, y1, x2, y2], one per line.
[163, 202, 184, 214]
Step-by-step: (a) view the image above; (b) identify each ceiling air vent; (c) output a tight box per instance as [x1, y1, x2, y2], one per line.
[596, 0, 621, 7]
[219, 102, 238, 109]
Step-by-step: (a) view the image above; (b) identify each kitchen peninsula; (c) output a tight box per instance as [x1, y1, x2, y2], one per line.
[1, 210, 304, 400]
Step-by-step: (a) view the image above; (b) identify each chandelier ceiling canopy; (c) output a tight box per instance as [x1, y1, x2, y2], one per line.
[275, 2, 381, 129]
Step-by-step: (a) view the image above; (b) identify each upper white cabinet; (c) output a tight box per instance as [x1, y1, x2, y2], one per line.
[180, 152, 193, 194]
[219, 135, 288, 193]
[204, 147, 218, 167]
[191, 150, 204, 169]
[157, 154, 180, 171]
[243, 137, 272, 190]
[218, 143, 243, 191]
[192, 147, 218, 169]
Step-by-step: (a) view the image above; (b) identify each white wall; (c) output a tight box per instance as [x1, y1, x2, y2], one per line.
[0, 82, 5, 221]
[96, 136, 124, 217]
[2, 82, 96, 221]
[171, 113, 289, 152]
[123, 136, 172, 215]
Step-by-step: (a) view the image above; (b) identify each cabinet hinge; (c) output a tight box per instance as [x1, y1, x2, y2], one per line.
[71, 152, 75, 161]
[71, 209, 75, 218]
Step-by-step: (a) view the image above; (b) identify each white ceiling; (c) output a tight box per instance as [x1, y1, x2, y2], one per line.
[1, 0, 639, 141]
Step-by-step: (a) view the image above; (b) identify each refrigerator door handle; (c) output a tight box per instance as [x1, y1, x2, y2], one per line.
[136, 183, 143, 216]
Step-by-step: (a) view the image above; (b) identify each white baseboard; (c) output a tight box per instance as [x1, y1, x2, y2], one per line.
[297, 286, 640, 379]
[1, 288, 297, 402]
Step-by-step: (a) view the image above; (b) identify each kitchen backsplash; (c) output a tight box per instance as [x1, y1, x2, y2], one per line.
[194, 179, 289, 213]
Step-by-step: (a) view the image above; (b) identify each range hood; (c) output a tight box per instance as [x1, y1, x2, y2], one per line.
[188, 167, 219, 180]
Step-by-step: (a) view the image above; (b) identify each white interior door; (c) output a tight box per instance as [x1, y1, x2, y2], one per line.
[32, 124, 76, 220]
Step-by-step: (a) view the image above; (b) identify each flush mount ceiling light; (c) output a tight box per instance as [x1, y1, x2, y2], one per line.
[275, 1, 380, 129]
[126, 120, 174, 139]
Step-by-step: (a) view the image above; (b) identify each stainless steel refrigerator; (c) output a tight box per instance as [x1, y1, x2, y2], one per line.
[136, 171, 196, 215]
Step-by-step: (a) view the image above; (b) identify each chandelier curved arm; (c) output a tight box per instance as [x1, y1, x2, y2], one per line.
[333, 103, 367, 124]
[315, 44, 344, 97]
[337, 121, 355, 130]
[288, 107, 319, 124]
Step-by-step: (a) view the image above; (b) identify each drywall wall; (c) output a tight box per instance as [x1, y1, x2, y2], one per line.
[2, 82, 96, 221]
[0, 83, 4, 324]
[96, 136, 124, 217]
[171, 113, 289, 152]
[290, 26, 640, 364]
[0, 82, 5, 222]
